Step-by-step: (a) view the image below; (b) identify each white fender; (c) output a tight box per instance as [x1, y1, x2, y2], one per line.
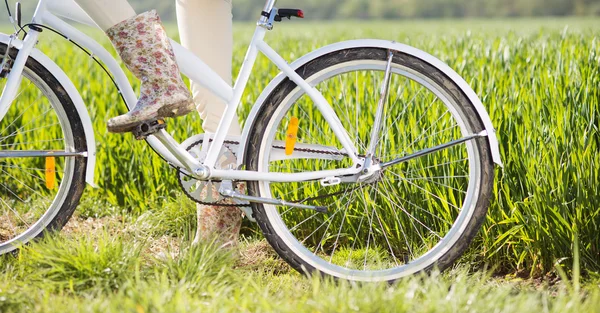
[0, 33, 97, 186]
[239, 39, 502, 167]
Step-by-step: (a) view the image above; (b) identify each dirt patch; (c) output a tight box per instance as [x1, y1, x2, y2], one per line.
[144, 235, 181, 260]
[62, 215, 182, 262]
[0, 214, 18, 242]
[492, 273, 564, 294]
[236, 240, 291, 274]
[0, 229, 9, 242]
[0, 216, 10, 242]
[61, 215, 124, 238]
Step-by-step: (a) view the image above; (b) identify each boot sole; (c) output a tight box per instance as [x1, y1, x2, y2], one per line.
[157, 100, 195, 118]
[107, 100, 194, 134]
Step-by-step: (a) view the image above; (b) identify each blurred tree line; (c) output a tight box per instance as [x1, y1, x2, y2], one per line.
[230, 0, 600, 20]
[10, 0, 600, 22]
[125, 0, 600, 21]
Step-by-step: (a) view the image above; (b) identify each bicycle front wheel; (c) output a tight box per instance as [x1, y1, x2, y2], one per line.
[245, 47, 494, 282]
[0, 43, 87, 255]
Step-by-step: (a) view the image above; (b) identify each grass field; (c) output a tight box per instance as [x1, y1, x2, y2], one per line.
[0, 17, 599, 312]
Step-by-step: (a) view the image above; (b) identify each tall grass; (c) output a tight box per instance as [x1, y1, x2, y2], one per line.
[4, 18, 599, 275]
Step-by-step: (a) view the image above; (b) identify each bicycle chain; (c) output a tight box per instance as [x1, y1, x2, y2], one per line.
[177, 138, 361, 208]
[178, 139, 247, 207]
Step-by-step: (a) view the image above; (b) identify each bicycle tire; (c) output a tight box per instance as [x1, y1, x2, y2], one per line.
[0, 42, 87, 255]
[245, 46, 494, 282]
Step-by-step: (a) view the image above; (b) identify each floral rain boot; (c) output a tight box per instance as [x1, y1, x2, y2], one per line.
[191, 145, 245, 249]
[192, 181, 245, 249]
[194, 202, 244, 249]
[105, 10, 194, 133]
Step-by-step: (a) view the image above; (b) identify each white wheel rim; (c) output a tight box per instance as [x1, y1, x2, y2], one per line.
[0, 66, 76, 254]
[256, 58, 482, 281]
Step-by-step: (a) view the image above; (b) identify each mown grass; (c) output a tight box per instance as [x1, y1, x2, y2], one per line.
[0, 18, 599, 310]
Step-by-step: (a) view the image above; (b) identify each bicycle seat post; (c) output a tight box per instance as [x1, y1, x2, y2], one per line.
[261, 0, 278, 17]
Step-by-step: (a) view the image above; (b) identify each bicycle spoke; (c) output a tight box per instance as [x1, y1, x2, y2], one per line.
[0, 106, 56, 144]
[405, 175, 468, 180]
[379, 86, 426, 148]
[381, 176, 453, 226]
[0, 211, 19, 240]
[403, 158, 468, 176]
[0, 138, 64, 148]
[0, 163, 63, 185]
[377, 79, 414, 159]
[362, 184, 377, 270]
[387, 171, 461, 211]
[0, 163, 58, 172]
[1, 169, 50, 202]
[368, 182, 399, 266]
[403, 111, 452, 152]
[307, 187, 355, 249]
[378, 178, 441, 240]
[379, 178, 428, 246]
[0, 182, 26, 203]
[404, 124, 459, 153]
[328, 189, 356, 263]
[0, 83, 39, 137]
[0, 197, 29, 228]
[289, 212, 320, 232]
[403, 175, 467, 195]
[0, 122, 61, 144]
[336, 75, 362, 148]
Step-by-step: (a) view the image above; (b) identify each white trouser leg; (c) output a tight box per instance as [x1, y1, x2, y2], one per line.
[176, 0, 241, 136]
[177, 0, 243, 248]
[72, 0, 136, 31]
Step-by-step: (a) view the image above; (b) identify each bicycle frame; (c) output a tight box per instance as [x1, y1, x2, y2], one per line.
[0, 0, 364, 183]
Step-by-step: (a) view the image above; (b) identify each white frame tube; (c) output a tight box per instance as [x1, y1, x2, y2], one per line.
[0, 31, 39, 122]
[0, 0, 363, 183]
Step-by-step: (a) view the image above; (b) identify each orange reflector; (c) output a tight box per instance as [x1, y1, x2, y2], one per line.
[285, 117, 299, 156]
[45, 156, 56, 190]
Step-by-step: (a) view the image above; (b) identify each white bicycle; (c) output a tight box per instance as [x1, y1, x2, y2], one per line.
[0, 0, 502, 282]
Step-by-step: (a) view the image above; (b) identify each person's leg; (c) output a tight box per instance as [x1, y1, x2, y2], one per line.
[73, 0, 136, 31]
[176, 0, 241, 135]
[176, 0, 243, 247]
[74, 0, 194, 133]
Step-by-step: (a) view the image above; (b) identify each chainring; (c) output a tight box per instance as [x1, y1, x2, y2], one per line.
[177, 136, 248, 207]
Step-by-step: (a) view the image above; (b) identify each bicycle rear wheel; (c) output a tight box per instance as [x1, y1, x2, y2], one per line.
[245, 47, 494, 282]
[0, 43, 87, 255]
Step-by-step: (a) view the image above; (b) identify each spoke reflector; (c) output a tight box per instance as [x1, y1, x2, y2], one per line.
[45, 156, 56, 189]
[285, 117, 299, 155]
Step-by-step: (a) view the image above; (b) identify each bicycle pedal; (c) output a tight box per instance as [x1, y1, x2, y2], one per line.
[132, 119, 166, 140]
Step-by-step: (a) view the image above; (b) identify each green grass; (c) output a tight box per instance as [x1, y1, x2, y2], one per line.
[1, 193, 600, 313]
[0, 213, 598, 312]
[1, 17, 600, 311]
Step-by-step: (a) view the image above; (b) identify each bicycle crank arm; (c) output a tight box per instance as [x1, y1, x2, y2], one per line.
[219, 187, 328, 213]
[380, 131, 487, 169]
